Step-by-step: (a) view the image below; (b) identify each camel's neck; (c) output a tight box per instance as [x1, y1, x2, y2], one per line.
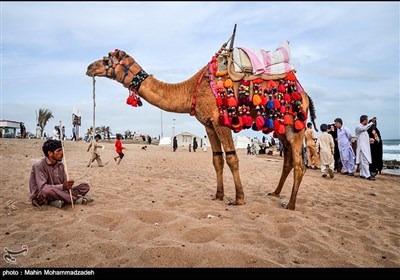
[136, 66, 207, 114]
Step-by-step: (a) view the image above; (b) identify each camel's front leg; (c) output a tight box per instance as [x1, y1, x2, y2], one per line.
[213, 125, 245, 205]
[286, 131, 306, 210]
[269, 139, 293, 198]
[205, 126, 224, 201]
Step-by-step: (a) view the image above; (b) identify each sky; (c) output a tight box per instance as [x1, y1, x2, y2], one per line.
[1, 1, 399, 140]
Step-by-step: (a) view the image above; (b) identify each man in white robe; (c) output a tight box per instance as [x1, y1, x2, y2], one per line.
[316, 124, 335, 178]
[334, 118, 355, 176]
[355, 115, 375, 180]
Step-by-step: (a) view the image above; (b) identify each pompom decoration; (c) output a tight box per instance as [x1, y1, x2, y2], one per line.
[224, 78, 233, 88]
[294, 119, 305, 131]
[253, 94, 262, 106]
[286, 71, 297, 81]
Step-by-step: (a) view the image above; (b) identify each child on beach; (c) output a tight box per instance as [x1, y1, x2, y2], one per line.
[316, 123, 335, 178]
[113, 134, 125, 165]
[87, 134, 104, 167]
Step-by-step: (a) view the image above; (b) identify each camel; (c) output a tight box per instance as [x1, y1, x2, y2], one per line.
[86, 46, 317, 210]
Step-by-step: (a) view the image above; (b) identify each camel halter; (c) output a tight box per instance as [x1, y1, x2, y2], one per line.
[102, 50, 148, 92]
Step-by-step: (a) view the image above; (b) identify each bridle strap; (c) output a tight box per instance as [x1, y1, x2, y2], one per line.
[129, 69, 149, 92]
[121, 61, 136, 84]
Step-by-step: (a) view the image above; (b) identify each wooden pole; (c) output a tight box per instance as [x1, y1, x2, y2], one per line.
[229, 24, 237, 52]
[92, 77, 96, 140]
[59, 120, 74, 208]
[89, 77, 96, 166]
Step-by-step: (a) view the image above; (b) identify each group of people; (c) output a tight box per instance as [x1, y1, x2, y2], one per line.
[51, 125, 76, 141]
[29, 133, 127, 209]
[174, 136, 206, 152]
[305, 115, 383, 180]
[28, 115, 382, 210]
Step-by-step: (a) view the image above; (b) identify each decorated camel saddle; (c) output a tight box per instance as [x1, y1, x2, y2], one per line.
[209, 40, 307, 136]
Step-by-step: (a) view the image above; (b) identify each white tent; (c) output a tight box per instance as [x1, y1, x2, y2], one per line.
[158, 136, 171, 146]
[234, 136, 251, 149]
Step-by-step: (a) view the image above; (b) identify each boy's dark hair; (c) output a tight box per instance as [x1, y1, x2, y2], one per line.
[360, 115, 368, 123]
[307, 122, 312, 128]
[334, 118, 343, 125]
[42, 139, 62, 157]
[116, 133, 122, 139]
[95, 134, 101, 140]
[320, 123, 328, 132]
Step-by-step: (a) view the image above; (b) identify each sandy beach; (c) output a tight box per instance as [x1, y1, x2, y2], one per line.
[0, 138, 399, 268]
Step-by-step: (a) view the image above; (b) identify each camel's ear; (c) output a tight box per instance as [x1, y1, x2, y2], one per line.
[115, 50, 126, 60]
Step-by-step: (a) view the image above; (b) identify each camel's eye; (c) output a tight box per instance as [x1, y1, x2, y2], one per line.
[102, 58, 110, 66]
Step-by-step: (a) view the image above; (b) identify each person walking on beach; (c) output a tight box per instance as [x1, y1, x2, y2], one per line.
[52, 126, 60, 140]
[355, 115, 375, 180]
[335, 118, 356, 176]
[202, 136, 208, 152]
[29, 139, 92, 208]
[368, 117, 383, 177]
[173, 136, 178, 152]
[328, 123, 342, 173]
[305, 122, 320, 169]
[113, 134, 125, 165]
[316, 124, 335, 178]
[20, 122, 27, 139]
[193, 137, 198, 152]
[71, 126, 77, 141]
[87, 134, 104, 167]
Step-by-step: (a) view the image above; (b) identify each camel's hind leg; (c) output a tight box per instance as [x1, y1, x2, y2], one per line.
[269, 136, 293, 198]
[206, 124, 245, 205]
[286, 130, 307, 210]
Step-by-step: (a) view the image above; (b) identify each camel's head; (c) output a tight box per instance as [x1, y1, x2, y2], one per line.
[86, 49, 136, 79]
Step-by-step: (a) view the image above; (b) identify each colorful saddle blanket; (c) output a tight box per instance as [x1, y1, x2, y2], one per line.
[232, 41, 295, 75]
[209, 40, 307, 136]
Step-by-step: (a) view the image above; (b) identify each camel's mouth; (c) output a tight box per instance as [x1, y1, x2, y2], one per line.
[86, 63, 96, 77]
[86, 60, 104, 77]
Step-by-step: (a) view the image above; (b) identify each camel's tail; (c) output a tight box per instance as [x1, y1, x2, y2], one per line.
[308, 95, 318, 132]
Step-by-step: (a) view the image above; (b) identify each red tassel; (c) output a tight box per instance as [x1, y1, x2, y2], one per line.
[283, 114, 292, 125]
[216, 97, 223, 107]
[286, 71, 297, 81]
[256, 115, 264, 130]
[266, 80, 276, 89]
[260, 95, 267, 106]
[292, 91, 301, 101]
[283, 93, 291, 103]
[273, 120, 280, 132]
[294, 120, 305, 131]
[227, 97, 238, 107]
[253, 78, 264, 84]
[278, 124, 285, 134]
[126, 96, 134, 105]
[274, 99, 280, 109]
[278, 84, 286, 93]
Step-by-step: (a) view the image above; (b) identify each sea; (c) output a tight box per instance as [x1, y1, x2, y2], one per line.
[382, 139, 400, 175]
[382, 139, 400, 161]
